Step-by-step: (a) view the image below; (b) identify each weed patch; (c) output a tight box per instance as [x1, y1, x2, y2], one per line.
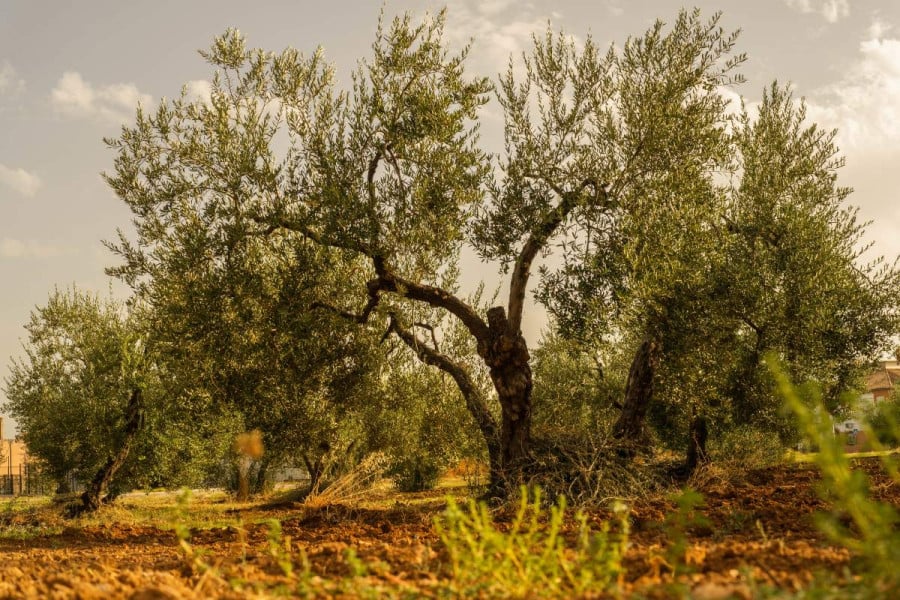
[435, 486, 629, 598]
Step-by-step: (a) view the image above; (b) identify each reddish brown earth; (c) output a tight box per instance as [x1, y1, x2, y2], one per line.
[0, 460, 894, 599]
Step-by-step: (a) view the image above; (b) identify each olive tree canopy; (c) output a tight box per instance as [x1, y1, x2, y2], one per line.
[104, 8, 748, 492]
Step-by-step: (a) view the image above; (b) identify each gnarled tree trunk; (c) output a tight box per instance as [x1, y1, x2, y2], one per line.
[303, 453, 327, 494]
[76, 388, 144, 515]
[387, 314, 504, 496]
[611, 337, 659, 456]
[479, 307, 533, 488]
[686, 415, 710, 474]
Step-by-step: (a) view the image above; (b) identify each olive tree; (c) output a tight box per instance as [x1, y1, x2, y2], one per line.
[108, 191, 386, 494]
[544, 82, 900, 470]
[104, 9, 745, 492]
[3, 288, 148, 510]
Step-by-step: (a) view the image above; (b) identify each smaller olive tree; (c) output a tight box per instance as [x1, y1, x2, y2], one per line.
[544, 83, 900, 472]
[4, 288, 147, 509]
[531, 331, 622, 442]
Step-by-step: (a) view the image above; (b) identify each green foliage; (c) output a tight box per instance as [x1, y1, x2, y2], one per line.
[388, 455, 441, 492]
[0, 497, 60, 540]
[3, 288, 143, 484]
[865, 397, 900, 448]
[708, 424, 786, 471]
[546, 77, 899, 461]
[711, 85, 898, 428]
[264, 519, 296, 578]
[171, 489, 216, 575]
[379, 363, 485, 475]
[531, 332, 620, 439]
[661, 488, 710, 577]
[772, 359, 900, 595]
[103, 11, 441, 487]
[435, 487, 629, 598]
[3, 288, 237, 492]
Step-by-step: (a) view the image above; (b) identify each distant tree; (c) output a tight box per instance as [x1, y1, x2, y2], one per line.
[543, 83, 900, 470]
[867, 389, 900, 448]
[3, 289, 147, 508]
[718, 85, 898, 419]
[104, 9, 745, 493]
[531, 331, 620, 441]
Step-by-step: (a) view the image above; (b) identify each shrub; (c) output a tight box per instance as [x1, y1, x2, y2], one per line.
[435, 486, 629, 598]
[709, 424, 785, 472]
[865, 398, 900, 448]
[388, 455, 442, 492]
[526, 434, 665, 505]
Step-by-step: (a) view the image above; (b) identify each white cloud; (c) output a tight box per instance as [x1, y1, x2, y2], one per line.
[868, 18, 893, 40]
[0, 61, 25, 96]
[802, 21, 900, 261]
[0, 238, 68, 259]
[804, 25, 900, 151]
[0, 164, 41, 197]
[476, 0, 515, 18]
[184, 79, 213, 105]
[604, 0, 624, 17]
[785, 0, 849, 23]
[443, 1, 558, 76]
[716, 85, 745, 118]
[50, 71, 152, 124]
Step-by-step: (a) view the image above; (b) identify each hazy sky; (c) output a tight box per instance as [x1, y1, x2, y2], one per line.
[2, 0, 899, 437]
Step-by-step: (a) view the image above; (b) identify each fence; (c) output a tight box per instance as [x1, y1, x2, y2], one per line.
[0, 463, 56, 496]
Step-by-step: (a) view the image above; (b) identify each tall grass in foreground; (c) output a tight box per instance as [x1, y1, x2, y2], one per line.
[771, 360, 900, 597]
[434, 486, 629, 598]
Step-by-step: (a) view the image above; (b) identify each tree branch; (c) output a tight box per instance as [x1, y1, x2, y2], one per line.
[311, 278, 381, 323]
[253, 206, 489, 346]
[384, 143, 407, 201]
[251, 213, 376, 257]
[371, 256, 491, 344]
[507, 178, 608, 333]
[387, 313, 499, 448]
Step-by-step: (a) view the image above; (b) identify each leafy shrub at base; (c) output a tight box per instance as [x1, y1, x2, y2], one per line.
[388, 455, 442, 492]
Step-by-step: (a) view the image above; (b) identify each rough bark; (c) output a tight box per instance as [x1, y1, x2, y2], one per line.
[75, 388, 144, 515]
[686, 415, 710, 474]
[251, 456, 271, 495]
[483, 182, 602, 484]
[480, 307, 533, 487]
[386, 307, 533, 495]
[303, 454, 326, 494]
[371, 258, 491, 342]
[611, 337, 659, 455]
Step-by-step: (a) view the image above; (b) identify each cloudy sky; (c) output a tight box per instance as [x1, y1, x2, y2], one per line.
[2, 0, 899, 437]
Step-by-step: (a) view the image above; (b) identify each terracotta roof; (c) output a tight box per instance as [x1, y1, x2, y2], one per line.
[867, 368, 900, 392]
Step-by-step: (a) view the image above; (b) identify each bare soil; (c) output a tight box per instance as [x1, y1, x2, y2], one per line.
[0, 459, 895, 599]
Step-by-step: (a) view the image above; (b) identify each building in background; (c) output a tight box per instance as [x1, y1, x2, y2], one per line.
[862, 359, 900, 405]
[0, 416, 41, 495]
[838, 360, 900, 454]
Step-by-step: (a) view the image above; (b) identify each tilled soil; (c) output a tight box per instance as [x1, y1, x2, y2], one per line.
[0, 460, 895, 599]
